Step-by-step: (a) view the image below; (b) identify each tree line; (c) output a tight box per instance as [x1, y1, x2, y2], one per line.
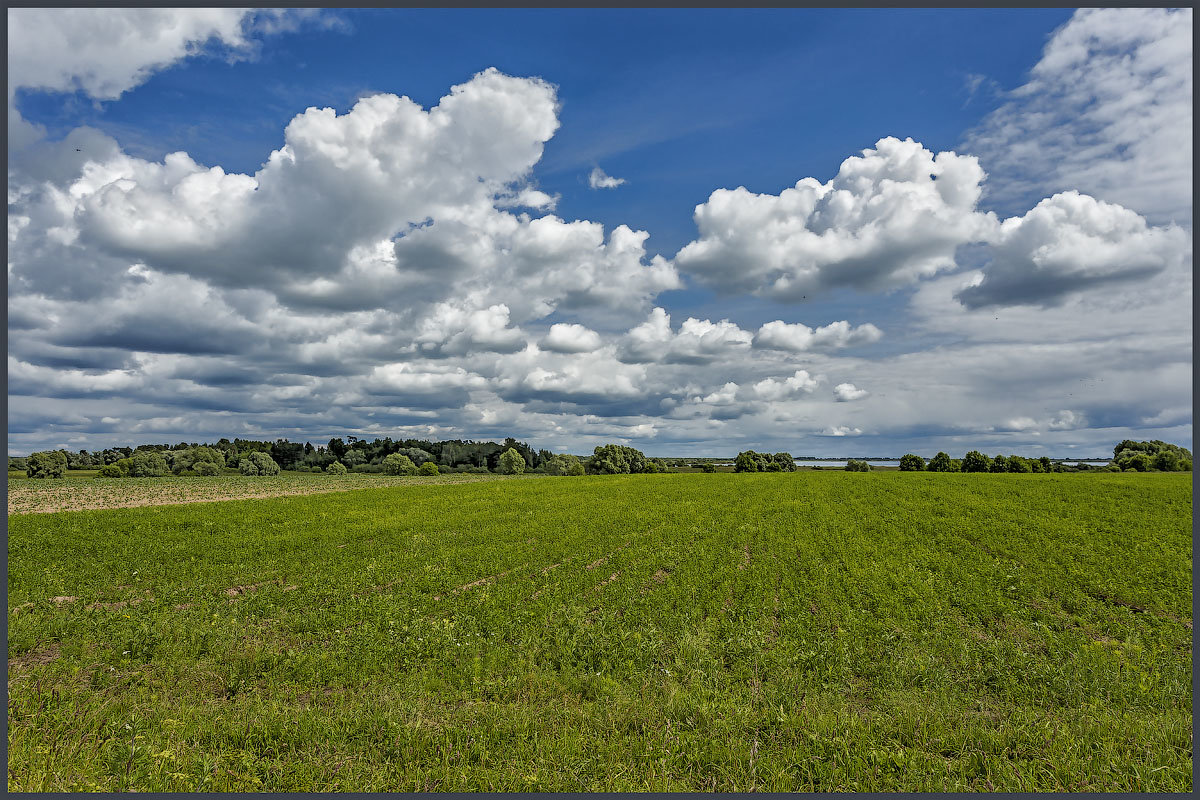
[892, 440, 1191, 473]
[12, 437, 1191, 479]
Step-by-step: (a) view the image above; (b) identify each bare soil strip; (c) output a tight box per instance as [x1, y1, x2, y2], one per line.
[7, 473, 519, 516]
[434, 565, 523, 601]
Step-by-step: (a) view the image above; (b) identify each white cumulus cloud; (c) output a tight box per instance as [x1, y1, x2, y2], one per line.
[588, 166, 626, 189]
[674, 136, 997, 300]
[833, 383, 868, 402]
[753, 370, 820, 402]
[957, 191, 1191, 308]
[540, 323, 603, 353]
[754, 319, 883, 352]
[619, 308, 753, 364]
[961, 7, 1193, 225]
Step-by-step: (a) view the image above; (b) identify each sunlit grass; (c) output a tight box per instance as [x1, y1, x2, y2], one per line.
[7, 472, 1192, 791]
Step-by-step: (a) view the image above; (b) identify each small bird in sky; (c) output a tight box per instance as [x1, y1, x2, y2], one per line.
[75, 148, 81, 152]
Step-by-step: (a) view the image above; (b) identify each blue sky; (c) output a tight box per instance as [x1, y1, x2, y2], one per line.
[7, 8, 1192, 457]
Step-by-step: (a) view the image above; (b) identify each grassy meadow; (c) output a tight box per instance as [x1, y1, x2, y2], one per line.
[6, 471, 1193, 791]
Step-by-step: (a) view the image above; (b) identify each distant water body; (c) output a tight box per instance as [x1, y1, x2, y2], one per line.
[791, 459, 1108, 468]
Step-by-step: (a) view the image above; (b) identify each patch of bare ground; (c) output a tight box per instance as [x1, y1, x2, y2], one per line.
[7, 473, 518, 515]
[434, 565, 523, 601]
[85, 597, 149, 612]
[540, 556, 572, 575]
[353, 578, 398, 598]
[51, 596, 77, 606]
[224, 582, 267, 600]
[586, 542, 631, 571]
[9, 641, 61, 671]
[593, 571, 621, 592]
[11, 602, 34, 616]
[740, 543, 751, 570]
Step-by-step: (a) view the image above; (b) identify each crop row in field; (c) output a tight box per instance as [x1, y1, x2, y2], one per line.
[6, 472, 528, 515]
[6, 472, 1192, 791]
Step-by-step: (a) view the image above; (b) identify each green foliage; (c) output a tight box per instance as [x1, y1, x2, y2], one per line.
[498, 448, 526, 475]
[733, 451, 760, 472]
[9, 456, 29, 472]
[1005, 455, 1033, 473]
[239, 452, 280, 477]
[326, 461, 348, 476]
[845, 459, 871, 472]
[191, 461, 221, 477]
[26, 450, 68, 479]
[587, 444, 649, 474]
[544, 454, 584, 476]
[381, 453, 416, 476]
[898, 454, 925, 471]
[1112, 440, 1193, 472]
[96, 464, 123, 478]
[417, 461, 439, 476]
[927, 452, 954, 472]
[734, 450, 798, 473]
[700, 462, 717, 473]
[990, 455, 1008, 473]
[961, 451, 990, 473]
[395, 447, 433, 466]
[129, 451, 169, 477]
[169, 446, 225, 475]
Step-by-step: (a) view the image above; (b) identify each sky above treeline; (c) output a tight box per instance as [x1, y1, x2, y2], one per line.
[7, 8, 1193, 457]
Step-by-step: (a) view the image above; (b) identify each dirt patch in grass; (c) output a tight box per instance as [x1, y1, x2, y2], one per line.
[9, 642, 61, 671]
[224, 582, 269, 600]
[593, 571, 621, 592]
[434, 565, 523, 601]
[84, 597, 148, 611]
[50, 596, 78, 606]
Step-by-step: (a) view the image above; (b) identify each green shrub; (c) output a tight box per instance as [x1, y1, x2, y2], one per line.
[926, 452, 953, 472]
[192, 461, 221, 476]
[845, 459, 871, 472]
[129, 451, 169, 477]
[26, 450, 68, 479]
[544, 454, 584, 476]
[326, 461, 348, 475]
[701, 463, 717, 473]
[498, 448, 526, 474]
[240, 452, 280, 476]
[97, 464, 123, 478]
[382, 453, 417, 476]
[417, 461, 439, 476]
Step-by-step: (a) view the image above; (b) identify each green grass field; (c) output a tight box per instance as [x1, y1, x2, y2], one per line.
[7, 472, 1192, 791]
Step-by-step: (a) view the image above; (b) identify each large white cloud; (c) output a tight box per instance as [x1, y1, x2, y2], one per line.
[9, 68, 680, 329]
[674, 137, 997, 299]
[673, 134, 1189, 309]
[540, 323, 602, 353]
[961, 7, 1192, 226]
[7, 8, 252, 101]
[619, 307, 753, 364]
[957, 191, 1191, 308]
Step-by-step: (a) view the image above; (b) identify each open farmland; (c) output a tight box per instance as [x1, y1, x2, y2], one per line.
[7, 472, 1192, 791]
[6, 472, 524, 515]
